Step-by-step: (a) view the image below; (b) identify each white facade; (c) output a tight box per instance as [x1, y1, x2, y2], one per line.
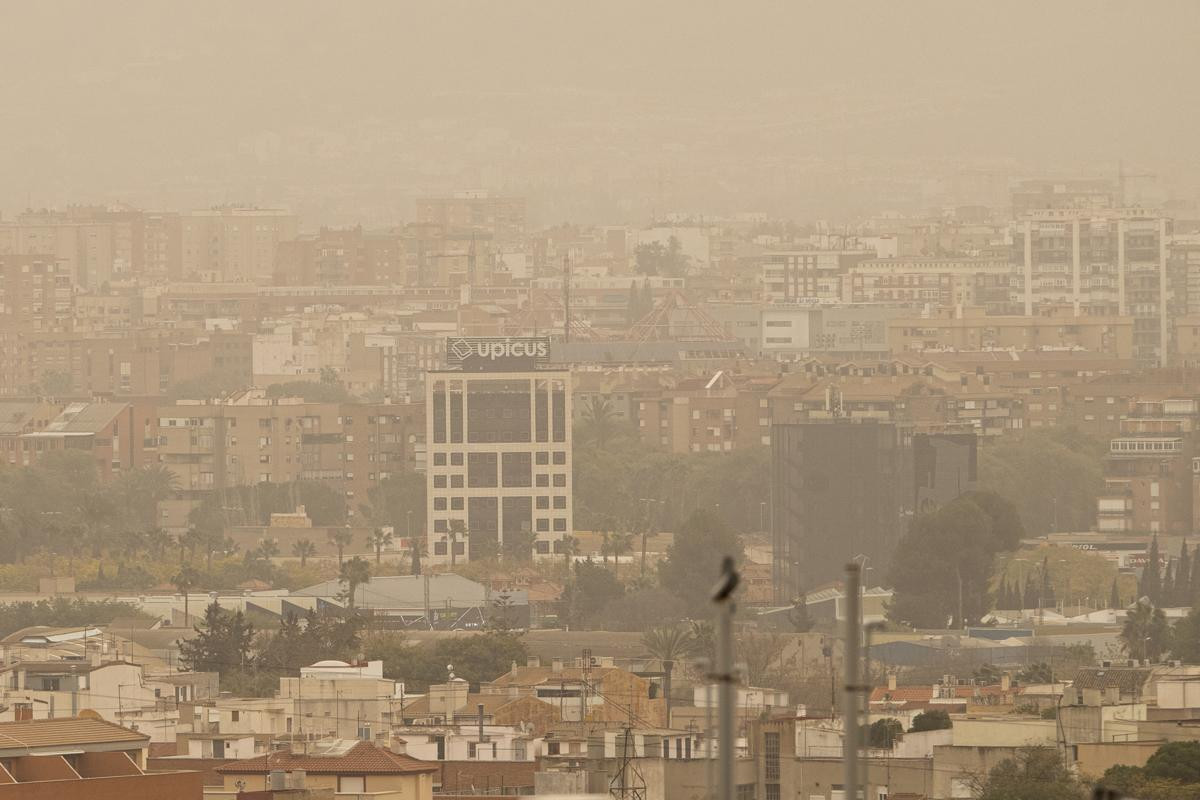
[426, 367, 572, 564]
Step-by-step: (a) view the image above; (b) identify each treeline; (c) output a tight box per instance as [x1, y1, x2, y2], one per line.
[573, 403, 769, 535]
[181, 601, 526, 695]
[0, 598, 151, 638]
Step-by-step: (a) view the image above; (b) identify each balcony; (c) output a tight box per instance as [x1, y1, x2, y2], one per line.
[1109, 437, 1182, 456]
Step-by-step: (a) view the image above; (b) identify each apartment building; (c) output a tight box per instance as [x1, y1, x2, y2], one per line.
[0, 254, 73, 333]
[761, 249, 874, 303]
[846, 256, 1013, 311]
[1012, 209, 1170, 365]
[417, 192, 526, 245]
[178, 207, 298, 283]
[888, 306, 1134, 358]
[635, 371, 778, 453]
[273, 226, 407, 286]
[425, 337, 570, 564]
[1097, 398, 1200, 534]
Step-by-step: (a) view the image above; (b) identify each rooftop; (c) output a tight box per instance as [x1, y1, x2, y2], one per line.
[217, 741, 437, 775]
[0, 717, 148, 755]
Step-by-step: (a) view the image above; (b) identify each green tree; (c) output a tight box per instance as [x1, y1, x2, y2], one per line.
[977, 428, 1104, 536]
[1122, 599, 1170, 662]
[563, 559, 625, 629]
[1173, 606, 1200, 663]
[339, 557, 372, 610]
[255, 538, 280, 561]
[328, 527, 354, 567]
[976, 746, 1085, 800]
[292, 538, 317, 567]
[364, 631, 527, 692]
[867, 718, 904, 749]
[658, 509, 743, 616]
[179, 602, 255, 676]
[888, 491, 1024, 629]
[1144, 740, 1200, 784]
[909, 709, 952, 732]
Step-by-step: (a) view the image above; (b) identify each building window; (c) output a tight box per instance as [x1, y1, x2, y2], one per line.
[553, 518, 567, 532]
[536, 496, 550, 510]
[764, 732, 780, 781]
[552, 451, 566, 465]
[553, 473, 566, 487]
[553, 496, 567, 509]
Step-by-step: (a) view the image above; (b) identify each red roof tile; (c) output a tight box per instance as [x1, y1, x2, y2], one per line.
[217, 742, 436, 775]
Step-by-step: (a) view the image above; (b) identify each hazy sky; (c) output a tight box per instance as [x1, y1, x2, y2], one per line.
[3, 1, 1199, 224]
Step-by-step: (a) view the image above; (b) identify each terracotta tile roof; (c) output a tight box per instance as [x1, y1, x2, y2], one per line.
[1073, 667, 1150, 693]
[217, 742, 436, 775]
[0, 717, 148, 751]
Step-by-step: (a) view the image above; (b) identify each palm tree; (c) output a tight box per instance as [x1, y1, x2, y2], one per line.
[580, 396, 620, 447]
[1121, 598, 1171, 662]
[328, 527, 354, 567]
[367, 527, 394, 565]
[642, 624, 697, 724]
[292, 538, 316, 567]
[339, 557, 372, 610]
[171, 565, 200, 626]
[146, 528, 173, 561]
[560, 534, 577, 572]
[608, 531, 634, 579]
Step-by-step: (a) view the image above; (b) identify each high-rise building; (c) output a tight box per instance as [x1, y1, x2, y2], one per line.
[179, 207, 298, 283]
[1012, 209, 1170, 365]
[770, 421, 975, 601]
[425, 336, 570, 565]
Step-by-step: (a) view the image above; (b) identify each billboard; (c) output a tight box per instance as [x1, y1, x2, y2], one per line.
[446, 336, 551, 372]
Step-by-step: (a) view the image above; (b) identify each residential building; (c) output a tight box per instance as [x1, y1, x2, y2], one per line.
[1097, 398, 1199, 533]
[1012, 209, 1170, 365]
[761, 249, 873, 303]
[178, 207, 298, 283]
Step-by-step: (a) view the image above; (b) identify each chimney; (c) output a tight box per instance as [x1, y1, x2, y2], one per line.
[887, 673, 897, 691]
[527, 656, 541, 668]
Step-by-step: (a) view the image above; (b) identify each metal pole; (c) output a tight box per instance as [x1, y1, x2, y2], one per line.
[713, 556, 739, 800]
[844, 562, 862, 800]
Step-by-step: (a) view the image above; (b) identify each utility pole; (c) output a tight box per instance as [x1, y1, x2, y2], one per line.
[713, 556, 739, 800]
[844, 563, 862, 800]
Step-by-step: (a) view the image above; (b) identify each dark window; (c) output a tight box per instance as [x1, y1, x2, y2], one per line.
[502, 452, 532, 487]
[434, 520, 448, 533]
[552, 384, 566, 442]
[552, 473, 566, 487]
[553, 518, 567, 532]
[450, 474, 463, 488]
[535, 451, 549, 465]
[764, 732, 780, 781]
[468, 452, 498, 488]
[433, 497, 447, 510]
[536, 496, 550, 510]
[450, 452, 464, 466]
[552, 451, 566, 465]
[536, 474, 549, 487]
[450, 497, 464, 510]
[537, 519, 550, 532]
[535, 540, 550, 554]
[433, 475, 447, 488]
[553, 496, 567, 509]
[433, 453, 446, 466]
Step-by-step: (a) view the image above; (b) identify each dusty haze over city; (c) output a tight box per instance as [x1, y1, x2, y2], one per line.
[5, 1, 1200, 224]
[5, 4, 1200, 800]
